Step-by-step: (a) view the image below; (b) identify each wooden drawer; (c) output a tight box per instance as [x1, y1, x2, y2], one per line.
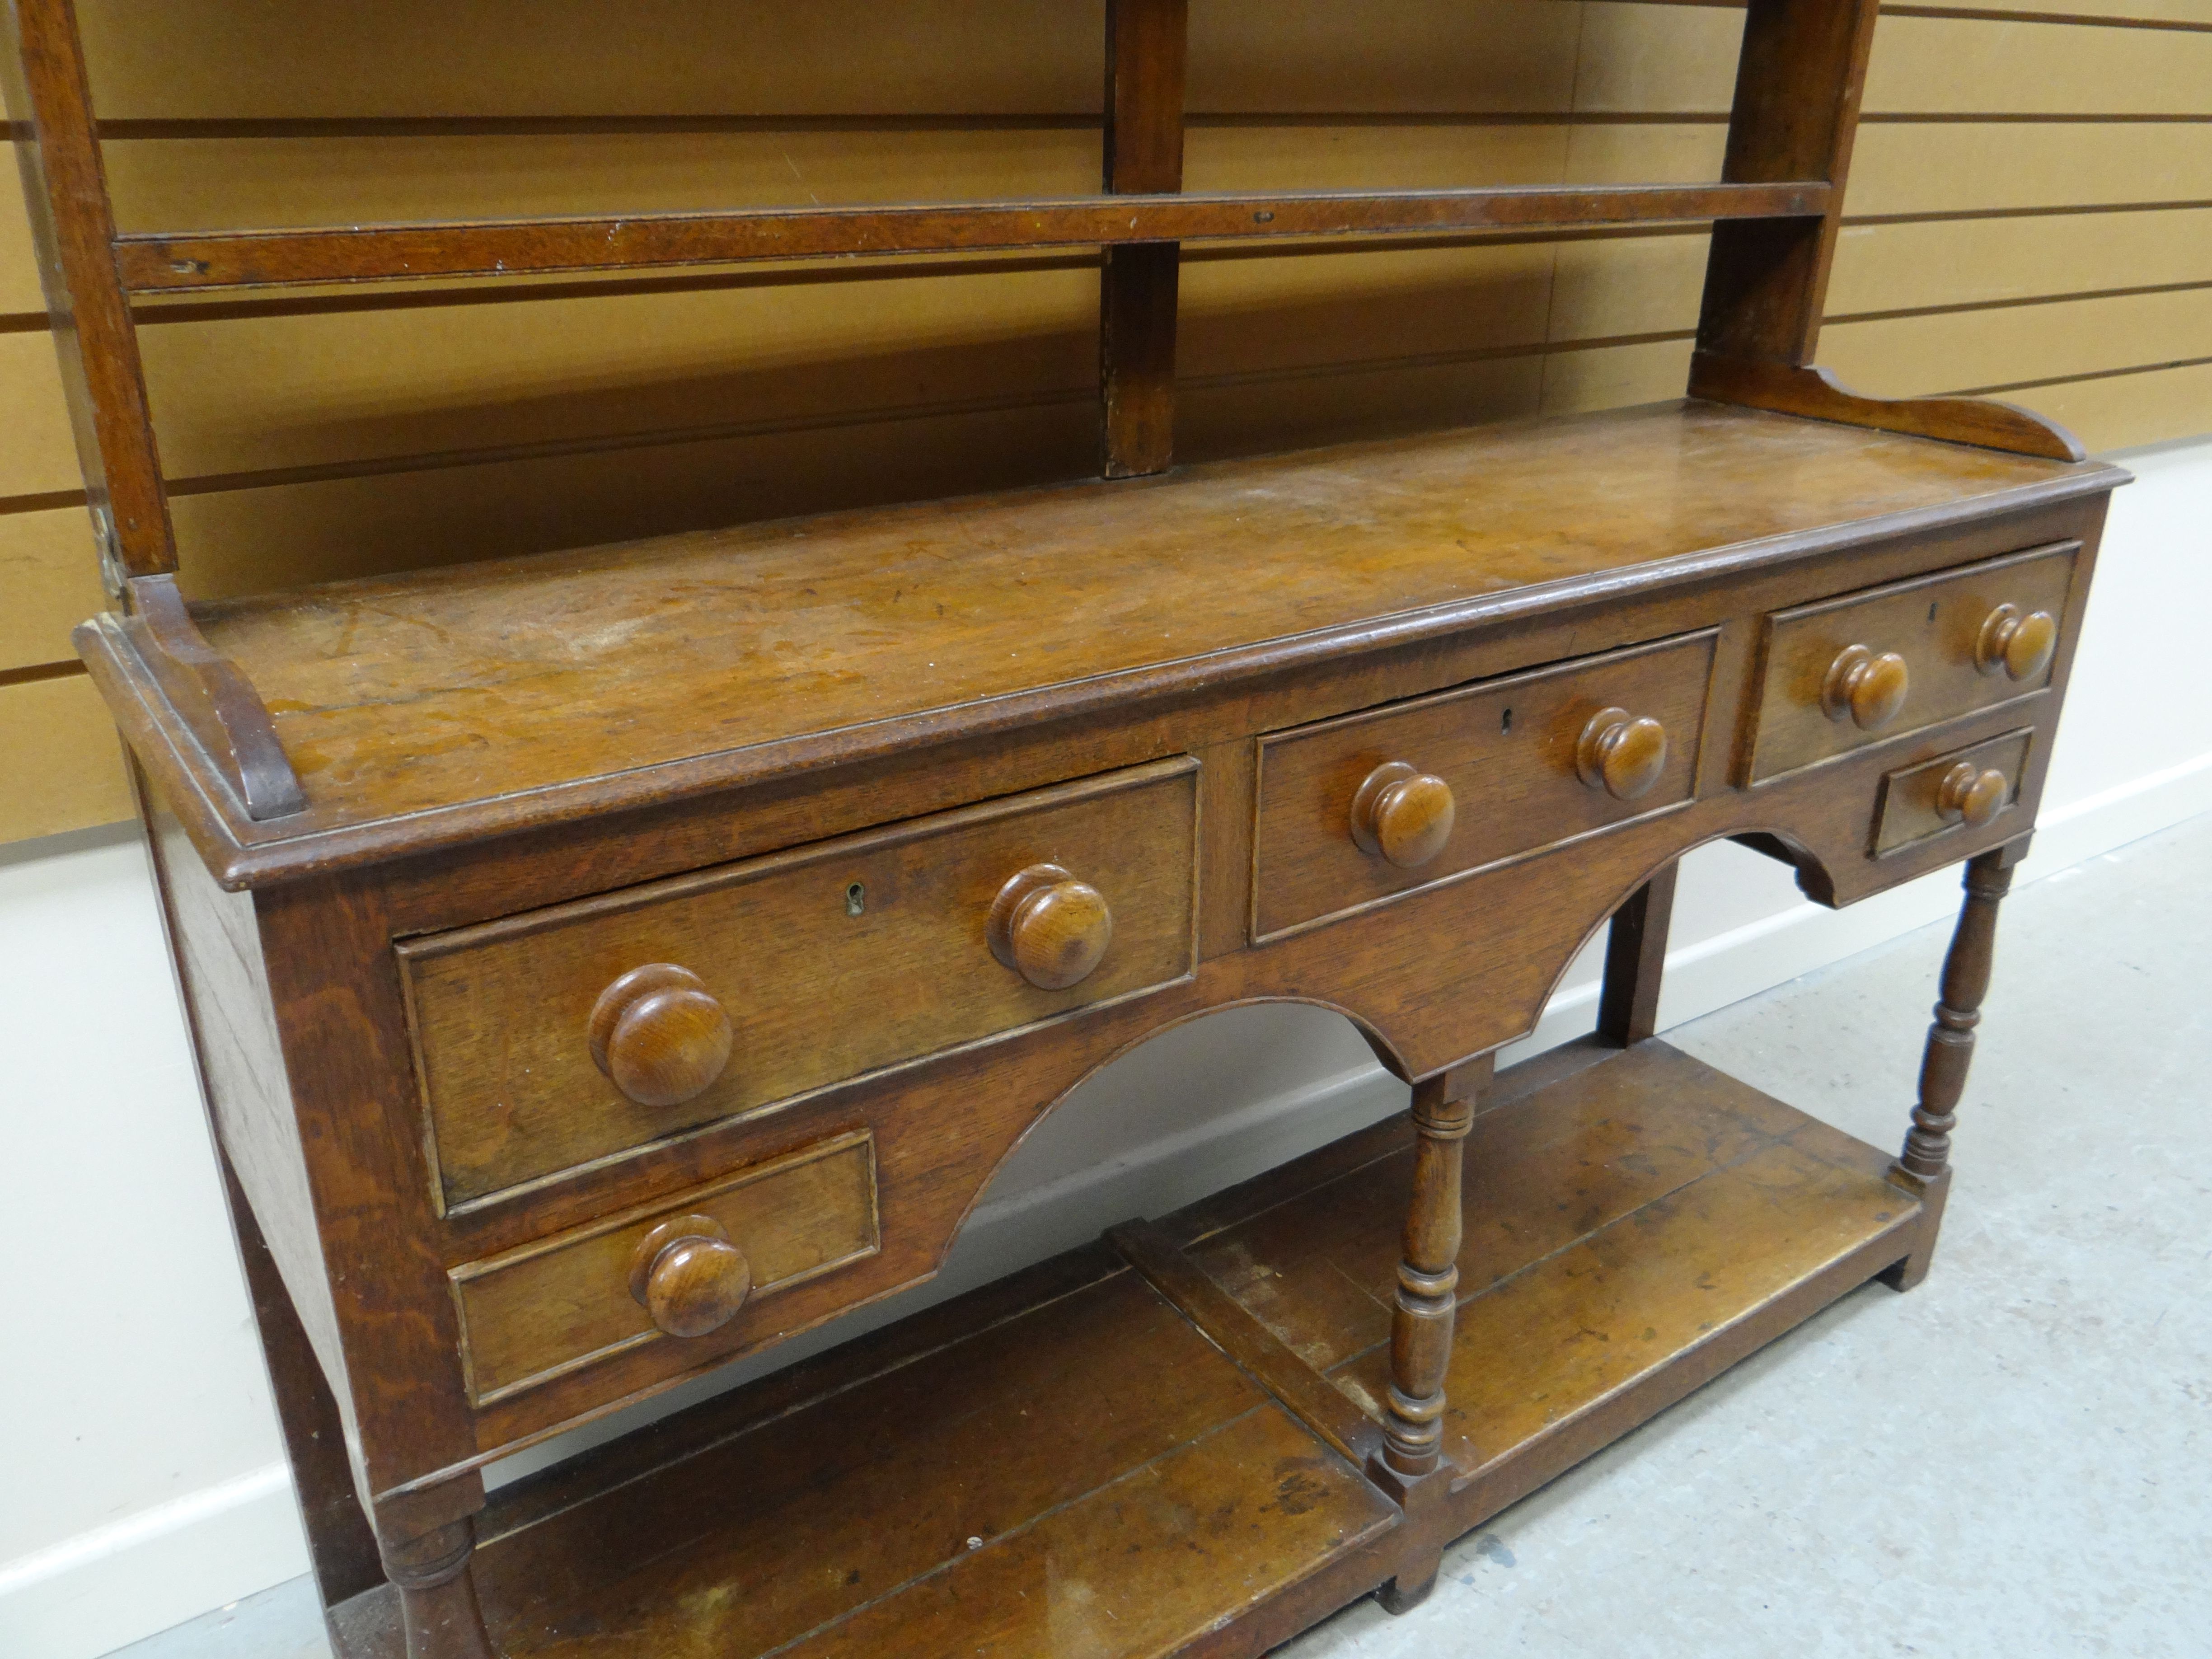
[401, 758, 1199, 1213]
[1872, 728, 2034, 858]
[1251, 633, 1714, 941]
[451, 1130, 879, 1406]
[1745, 543, 2078, 784]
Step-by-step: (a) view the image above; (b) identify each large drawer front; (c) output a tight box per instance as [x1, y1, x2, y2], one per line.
[401, 758, 1199, 1211]
[1745, 542, 2077, 783]
[1252, 633, 1714, 940]
[451, 1130, 879, 1406]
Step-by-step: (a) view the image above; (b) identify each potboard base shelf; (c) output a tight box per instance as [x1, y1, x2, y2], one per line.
[329, 1039, 1926, 1659]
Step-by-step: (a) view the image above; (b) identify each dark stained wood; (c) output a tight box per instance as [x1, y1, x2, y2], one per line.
[1893, 843, 2020, 1192]
[1251, 630, 1714, 941]
[1745, 541, 2079, 785]
[398, 759, 1196, 1212]
[987, 862, 1117, 990]
[80, 411, 2117, 891]
[1874, 729, 2031, 856]
[1694, 0, 1879, 370]
[212, 1135, 388, 1610]
[39, 8, 2123, 1653]
[1, 0, 176, 578]
[1109, 1218, 1382, 1468]
[1099, 0, 1187, 478]
[448, 1131, 877, 1406]
[1597, 859, 1678, 1048]
[108, 575, 305, 820]
[1976, 601, 2061, 681]
[1691, 356, 2090, 464]
[114, 182, 1832, 294]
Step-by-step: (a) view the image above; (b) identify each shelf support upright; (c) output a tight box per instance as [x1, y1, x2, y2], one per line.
[4, 0, 178, 589]
[1099, 0, 1186, 478]
[1883, 841, 2023, 1290]
[1687, 0, 2082, 459]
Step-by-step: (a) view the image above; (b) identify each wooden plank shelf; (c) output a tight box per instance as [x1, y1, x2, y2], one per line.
[323, 1038, 1925, 1659]
[117, 181, 1831, 293]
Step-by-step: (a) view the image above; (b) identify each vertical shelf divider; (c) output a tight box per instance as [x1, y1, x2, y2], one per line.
[1099, 0, 1189, 479]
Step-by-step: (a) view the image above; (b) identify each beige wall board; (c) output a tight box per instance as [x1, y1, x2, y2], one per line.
[1822, 285, 2212, 397]
[1181, 353, 1547, 462]
[1828, 208, 2212, 315]
[1572, 3, 1744, 114]
[1563, 122, 1729, 186]
[1864, 15, 2212, 115]
[167, 397, 1100, 601]
[1184, 123, 1567, 193]
[0, 672, 132, 844]
[1848, 123, 2212, 216]
[139, 267, 1098, 479]
[2024, 360, 2212, 451]
[2, 161, 45, 317]
[1179, 242, 1559, 379]
[77, 0, 1105, 119]
[1539, 337, 1695, 415]
[0, 506, 102, 672]
[0, 332, 82, 499]
[104, 131, 1102, 235]
[1186, 0, 1580, 113]
[1547, 231, 1710, 341]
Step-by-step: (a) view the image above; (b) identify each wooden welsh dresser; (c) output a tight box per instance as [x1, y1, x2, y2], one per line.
[9, 0, 2124, 1653]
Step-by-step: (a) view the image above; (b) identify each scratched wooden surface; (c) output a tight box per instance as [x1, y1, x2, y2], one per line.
[187, 401, 2076, 830]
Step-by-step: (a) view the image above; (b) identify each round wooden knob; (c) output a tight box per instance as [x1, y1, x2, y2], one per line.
[628, 1214, 751, 1339]
[1937, 762, 2008, 828]
[1349, 761, 1456, 868]
[1821, 644, 1909, 731]
[1975, 603, 2057, 681]
[588, 963, 734, 1109]
[988, 864, 1113, 990]
[1574, 708, 1668, 802]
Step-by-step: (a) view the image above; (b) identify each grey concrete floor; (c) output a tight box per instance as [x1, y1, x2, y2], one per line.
[113, 815, 2212, 1659]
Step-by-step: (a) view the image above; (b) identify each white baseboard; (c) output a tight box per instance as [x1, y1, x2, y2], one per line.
[0, 1466, 308, 1659]
[17, 753, 2206, 1659]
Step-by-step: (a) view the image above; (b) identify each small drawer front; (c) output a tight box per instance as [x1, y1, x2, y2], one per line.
[402, 758, 1198, 1211]
[1747, 542, 2077, 784]
[1252, 632, 1714, 940]
[1873, 729, 2033, 857]
[451, 1130, 879, 1406]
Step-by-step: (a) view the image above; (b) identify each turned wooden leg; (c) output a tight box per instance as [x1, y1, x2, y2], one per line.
[1883, 845, 2017, 1292]
[383, 1519, 498, 1659]
[1373, 1061, 1485, 1613]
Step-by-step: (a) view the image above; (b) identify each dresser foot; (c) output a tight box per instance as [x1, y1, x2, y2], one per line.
[1879, 1165, 1951, 1293]
[1376, 1560, 1440, 1614]
[382, 1520, 498, 1659]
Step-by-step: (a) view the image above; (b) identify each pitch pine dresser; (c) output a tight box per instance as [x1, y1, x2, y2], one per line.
[9, 0, 2124, 1653]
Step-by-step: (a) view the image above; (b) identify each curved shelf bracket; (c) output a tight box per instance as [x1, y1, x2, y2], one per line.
[106, 575, 307, 821]
[1689, 353, 2087, 464]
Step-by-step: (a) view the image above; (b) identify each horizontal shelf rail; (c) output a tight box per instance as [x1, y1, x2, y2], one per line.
[115, 180, 1830, 292]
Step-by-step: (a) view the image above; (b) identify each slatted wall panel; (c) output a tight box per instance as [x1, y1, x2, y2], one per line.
[3, 0, 2207, 841]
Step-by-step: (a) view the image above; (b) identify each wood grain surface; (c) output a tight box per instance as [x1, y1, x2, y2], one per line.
[1745, 539, 2079, 783]
[155, 403, 2092, 858]
[449, 1131, 877, 1406]
[1252, 630, 1714, 940]
[1872, 726, 2032, 856]
[400, 759, 1197, 1211]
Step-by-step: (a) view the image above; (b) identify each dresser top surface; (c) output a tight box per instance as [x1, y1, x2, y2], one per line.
[115, 399, 2113, 875]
